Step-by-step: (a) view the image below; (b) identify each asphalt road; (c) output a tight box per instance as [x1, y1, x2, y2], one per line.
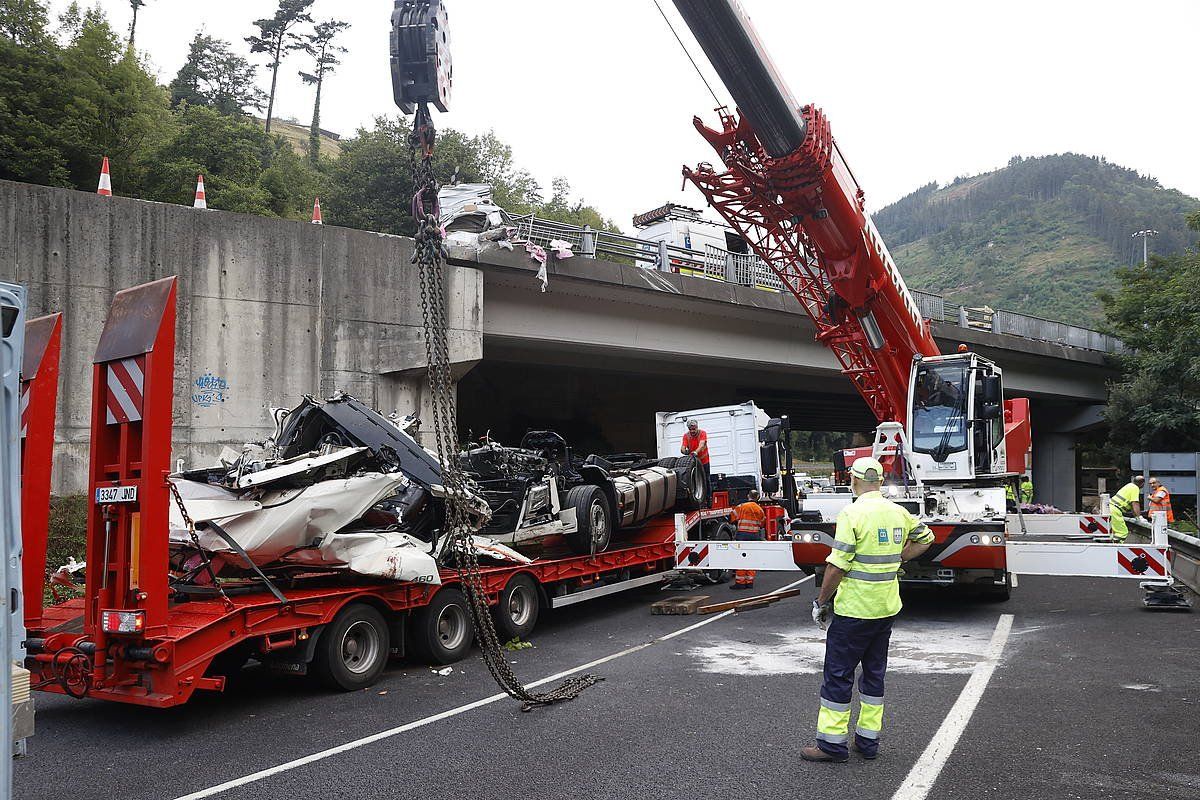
[15, 573, 1200, 800]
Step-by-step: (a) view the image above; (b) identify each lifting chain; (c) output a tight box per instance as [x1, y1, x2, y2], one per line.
[408, 103, 599, 710]
[168, 479, 235, 611]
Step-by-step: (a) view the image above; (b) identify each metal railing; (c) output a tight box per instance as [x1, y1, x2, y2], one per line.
[507, 215, 1121, 354]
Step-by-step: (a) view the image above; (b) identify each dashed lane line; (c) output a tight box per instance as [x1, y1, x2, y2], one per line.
[174, 575, 815, 800]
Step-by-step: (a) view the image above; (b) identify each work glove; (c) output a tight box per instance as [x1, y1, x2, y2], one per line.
[811, 599, 832, 631]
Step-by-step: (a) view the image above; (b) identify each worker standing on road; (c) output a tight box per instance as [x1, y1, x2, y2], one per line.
[1020, 475, 1033, 504]
[729, 490, 767, 590]
[681, 419, 711, 498]
[1108, 475, 1145, 543]
[1147, 477, 1174, 524]
[801, 457, 935, 763]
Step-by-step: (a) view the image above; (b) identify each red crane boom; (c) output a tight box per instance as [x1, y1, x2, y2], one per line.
[673, 0, 940, 425]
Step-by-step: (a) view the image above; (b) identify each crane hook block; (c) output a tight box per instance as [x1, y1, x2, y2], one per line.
[390, 0, 452, 114]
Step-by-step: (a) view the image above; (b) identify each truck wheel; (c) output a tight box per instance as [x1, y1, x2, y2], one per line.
[313, 603, 390, 691]
[565, 486, 612, 554]
[676, 455, 706, 511]
[411, 587, 475, 665]
[492, 573, 540, 641]
[704, 522, 735, 584]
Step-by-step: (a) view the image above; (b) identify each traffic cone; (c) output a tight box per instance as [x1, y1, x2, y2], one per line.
[311, 197, 323, 224]
[193, 174, 207, 209]
[97, 157, 112, 196]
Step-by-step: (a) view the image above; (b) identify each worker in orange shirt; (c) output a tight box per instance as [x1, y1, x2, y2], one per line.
[729, 489, 767, 590]
[681, 418, 711, 500]
[1147, 477, 1175, 524]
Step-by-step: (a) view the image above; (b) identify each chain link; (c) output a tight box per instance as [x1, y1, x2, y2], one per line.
[408, 103, 599, 710]
[168, 478, 235, 611]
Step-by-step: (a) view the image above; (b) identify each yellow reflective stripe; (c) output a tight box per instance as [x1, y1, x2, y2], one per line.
[858, 699, 884, 733]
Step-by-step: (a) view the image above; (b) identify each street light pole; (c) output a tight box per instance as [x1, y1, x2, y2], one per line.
[1132, 229, 1159, 266]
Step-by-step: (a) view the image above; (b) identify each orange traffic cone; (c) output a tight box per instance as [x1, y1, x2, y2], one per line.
[97, 157, 112, 196]
[311, 197, 323, 224]
[193, 174, 207, 209]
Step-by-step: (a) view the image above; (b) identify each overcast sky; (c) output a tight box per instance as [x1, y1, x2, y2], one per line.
[50, 0, 1200, 232]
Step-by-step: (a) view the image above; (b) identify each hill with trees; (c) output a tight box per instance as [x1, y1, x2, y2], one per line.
[873, 154, 1200, 325]
[0, 1, 618, 234]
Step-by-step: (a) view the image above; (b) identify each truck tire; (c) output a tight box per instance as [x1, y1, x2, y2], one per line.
[410, 587, 475, 665]
[565, 485, 612, 555]
[492, 573, 540, 641]
[704, 522, 735, 584]
[312, 603, 390, 691]
[675, 455, 706, 511]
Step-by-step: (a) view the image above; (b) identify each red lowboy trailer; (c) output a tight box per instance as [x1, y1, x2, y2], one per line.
[24, 278, 735, 708]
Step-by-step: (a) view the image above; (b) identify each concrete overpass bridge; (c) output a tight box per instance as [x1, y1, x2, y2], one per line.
[0, 180, 1114, 508]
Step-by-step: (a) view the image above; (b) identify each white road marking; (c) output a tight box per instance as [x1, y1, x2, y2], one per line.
[174, 576, 813, 800]
[891, 613, 1014, 800]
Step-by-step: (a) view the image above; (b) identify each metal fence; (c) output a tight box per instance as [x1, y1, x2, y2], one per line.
[508, 215, 1121, 354]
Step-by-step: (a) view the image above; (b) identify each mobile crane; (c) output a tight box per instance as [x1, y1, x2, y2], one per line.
[658, 0, 1183, 601]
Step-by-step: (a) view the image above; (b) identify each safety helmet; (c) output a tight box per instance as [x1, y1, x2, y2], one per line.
[850, 457, 884, 483]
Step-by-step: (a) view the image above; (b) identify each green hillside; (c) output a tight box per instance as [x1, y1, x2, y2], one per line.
[873, 154, 1200, 326]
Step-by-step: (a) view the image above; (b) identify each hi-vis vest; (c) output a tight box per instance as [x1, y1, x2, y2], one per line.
[1149, 486, 1175, 523]
[826, 491, 933, 619]
[1110, 483, 1141, 516]
[731, 501, 766, 536]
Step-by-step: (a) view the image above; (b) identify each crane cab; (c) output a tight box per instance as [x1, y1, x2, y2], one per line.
[906, 352, 1007, 484]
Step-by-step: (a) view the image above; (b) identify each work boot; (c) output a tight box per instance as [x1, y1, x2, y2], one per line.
[850, 740, 878, 760]
[730, 582, 749, 591]
[800, 745, 847, 764]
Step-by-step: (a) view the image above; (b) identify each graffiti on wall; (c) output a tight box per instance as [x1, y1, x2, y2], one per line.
[192, 371, 230, 408]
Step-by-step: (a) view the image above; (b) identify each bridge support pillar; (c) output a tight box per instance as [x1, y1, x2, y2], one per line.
[1032, 431, 1078, 512]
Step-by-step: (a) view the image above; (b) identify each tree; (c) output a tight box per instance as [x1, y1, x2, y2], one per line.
[1101, 213, 1200, 456]
[0, 0, 50, 46]
[298, 18, 348, 164]
[127, 0, 148, 46]
[245, 0, 313, 134]
[143, 103, 273, 213]
[170, 33, 264, 115]
[56, 6, 173, 192]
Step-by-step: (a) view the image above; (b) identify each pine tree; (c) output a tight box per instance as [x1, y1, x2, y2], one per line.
[298, 19, 348, 164]
[245, 0, 313, 134]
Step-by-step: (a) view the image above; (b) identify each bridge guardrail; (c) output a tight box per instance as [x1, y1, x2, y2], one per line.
[1167, 529, 1200, 595]
[508, 215, 1120, 354]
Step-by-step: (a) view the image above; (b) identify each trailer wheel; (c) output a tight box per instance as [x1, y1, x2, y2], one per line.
[493, 573, 540, 641]
[704, 522, 735, 584]
[313, 603, 390, 691]
[565, 485, 612, 554]
[411, 587, 475, 665]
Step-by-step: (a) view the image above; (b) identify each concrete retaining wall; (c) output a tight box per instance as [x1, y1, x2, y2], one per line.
[0, 180, 481, 493]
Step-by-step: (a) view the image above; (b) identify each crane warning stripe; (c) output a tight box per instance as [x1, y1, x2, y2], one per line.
[1080, 516, 1110, 536]
[105, 356, 145, 425]
[19, 381, 29, 438]
[674, 544, 710, 568]
[1117, 547, 1168, 576]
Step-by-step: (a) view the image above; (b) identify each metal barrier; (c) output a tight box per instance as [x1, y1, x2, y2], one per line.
[1167, 529, 1200, 595]
[507, 215, 1121, 354]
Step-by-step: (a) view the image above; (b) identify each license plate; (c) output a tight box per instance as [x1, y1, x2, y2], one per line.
[95, 485, 137, 503]
[935, 462, 957, 471]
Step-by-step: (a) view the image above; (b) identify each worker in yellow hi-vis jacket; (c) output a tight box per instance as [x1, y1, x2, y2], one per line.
[801, 457, 935, 764]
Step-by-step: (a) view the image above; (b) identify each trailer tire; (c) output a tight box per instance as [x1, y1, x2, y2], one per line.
[411, 587, 475, 665]
[565, 486, 612, 555]
[492, 573, 540, 641]
[705, 522, 735, 584]
[313, 603, 390, 691]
